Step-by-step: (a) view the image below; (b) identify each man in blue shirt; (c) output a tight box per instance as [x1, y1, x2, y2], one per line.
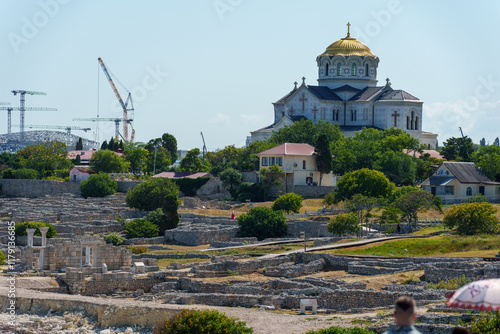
[383, 296, 422, 334]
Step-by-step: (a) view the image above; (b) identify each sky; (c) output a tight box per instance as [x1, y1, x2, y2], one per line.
[1, 0, 500, 151]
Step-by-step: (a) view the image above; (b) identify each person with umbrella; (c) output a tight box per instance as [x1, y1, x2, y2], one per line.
[383, 296, 422, 334]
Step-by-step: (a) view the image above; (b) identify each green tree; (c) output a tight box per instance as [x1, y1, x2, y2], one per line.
[480, 138, 486, 147]
[0, 152, 20, 170]
[269, 119, 343, 146]
[259, 164, 285, 200]
[494, 137, 500, 146]
[74, 154, 81, 165]
[315, 134, 332, 186]
[145, 147, 171, 175]
[441, 136, 474, 161]
[271, 193, 303, 214]
[153, 309, 253, 334]
[75, 137, 83, 150]
[90, 149, 129, 173]
[17, 141, 73, 175]
[13, 168, 39, 179]
[125, 177, 180, 233]
[237, 207, 287, 240]
[332, 168, 394, 203]
[207, 145, 241, 176]
[443, 202, 499, 235]
[473, 145, 500, 182]
[377, 206, 402, 226]
[179, 148, 208, 172]
[103, 233, 124, 246]
[327, 212, 360, 237]
[219, 167, 242, 194]
[124, 146, 148, 174]
[101, 140, 108, 150]
[124, 219, 159, 238]
[161, 133, 178, 162]
[80, 172, 117, 198]
[374, 150, 417, 185]
[345, 194, 377, 227]
[237, 141, 278, 171]
[15, 221, 56, 238]
[394, 190, 442, 226]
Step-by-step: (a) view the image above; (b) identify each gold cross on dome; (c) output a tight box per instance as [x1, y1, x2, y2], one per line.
[347, 22, 351, 37]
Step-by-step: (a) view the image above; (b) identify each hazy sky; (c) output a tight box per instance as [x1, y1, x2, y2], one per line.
[2, 1, 500, 150]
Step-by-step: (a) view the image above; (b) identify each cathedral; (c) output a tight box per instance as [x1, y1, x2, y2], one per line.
[249, 23, 438, 149]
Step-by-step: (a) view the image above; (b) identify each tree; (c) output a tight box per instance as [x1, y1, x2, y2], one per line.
[393, 190, 441, 226]
[0, 152, 20, 170]
[374, 150, 417, 185]
[315, 134, 332, 186]
[179, 148, 208, 172]
[125, 177, 180, 233]
[13, 168, 39, 179]
[17, 141, 73, 175]
[100, 140, 108, 150]
[237, 207, 287, 240]
[75, 137, 83, 150]
[271, 193, 303, 214]
[237, 141, 278, 171]
[258, 164, 285, 200]
[145, 147, 171, 175]
[161, 133, 178, 163]
[473, 145, 500, 182]
[269, 119, 343, 146]
[344, 194, 377, 227]
[327, 213, 360, 237]
[494, 137, 500, 146]
[15, 221, 57, 238]
[89, 149, 129, 173]
[207, 145, 241, 176]
[332, 168, 394, 203]
[480, 138, 486, 147]
[80, 173, 117, 198]
[219, 167, 242, 194]
[443, 202, 499, 235]
[441, 136, 474, 161]
[124, 219, 159, 238]
[124, 146, 148, 174]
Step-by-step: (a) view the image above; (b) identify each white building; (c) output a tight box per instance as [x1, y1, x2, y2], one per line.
[250, 23, 438, 148]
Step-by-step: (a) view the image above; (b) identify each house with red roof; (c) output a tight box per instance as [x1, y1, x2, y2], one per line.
[257, 143, 336, 192]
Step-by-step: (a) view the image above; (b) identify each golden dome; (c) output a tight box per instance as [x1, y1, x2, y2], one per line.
[320, 36, 376, 58]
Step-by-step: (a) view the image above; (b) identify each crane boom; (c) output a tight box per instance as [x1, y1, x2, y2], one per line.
[97, 58, 133, 141]
[73, 117, 132, 140]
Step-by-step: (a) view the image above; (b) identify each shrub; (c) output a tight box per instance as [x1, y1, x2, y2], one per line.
[80, 172, 117, 198]
[332, 168, 394, 203]
[327, 213, 360, 237]
[236, 182, 265, 202]
[0, 250, 5, 265]
[127, 245, 149, 255]
[145, 208, 175, 230]
[124, 219, 159, 238]
[467, 311, 500, 334]
[103, 233, 124, 246]
[443, 202, 499, 235]
[2, 168, 15, 179]
[466, 193, 489, 203]
[426, 275, 473, 290]
[305, 326, 375, 334]
[237, 207, 287, 241]
[271, 193, 303, 214]
[15, 221, 56, 238]
[126, 177, 179, 233]
[13, 168, 39, 179]
[173, 177, 210, 196]
[153, 309, 253, 334]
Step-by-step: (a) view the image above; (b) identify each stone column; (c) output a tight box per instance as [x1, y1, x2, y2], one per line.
[26, 229, 36, 247]
[39, 248, 45, 271]
[83, 246, 91, 267]
[40, 227, 49, 247]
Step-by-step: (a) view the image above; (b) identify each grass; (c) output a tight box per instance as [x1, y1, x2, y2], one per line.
[330, 235, 500, 257]
[427, 275, 474, 290]
[411, 225, 447, 236]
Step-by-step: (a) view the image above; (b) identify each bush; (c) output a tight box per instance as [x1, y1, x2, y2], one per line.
[466, 193, 489, 203]
[144, 208, 176, 231]
[235, 182, 265, 202]
[305, 326, 375, 334]
[2, 168, 15, 179]
[426, 275, 473, 290]
[327, 213, 360, 236]
[173, 177, 210, 196]
[124, 219, 159, 238]
[126, 245, 149, 255]
[237, 207, 287, 241]
[443, 202, 499, 235]
[126, 178, 180, 233]
[15, 221, 56, 238]
[0, 250, 5, 265]
[103, 233, 124, 246]
[153, 309, 253, 334]
[271, 193, 303, 214]
[13, 168, 39, 179]
[80, 172, 117, 198]
[467, 311, 500, 334]
[332, 168, 394, 203]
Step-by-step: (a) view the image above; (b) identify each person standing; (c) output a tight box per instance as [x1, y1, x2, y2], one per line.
[383, 296, 422, 334]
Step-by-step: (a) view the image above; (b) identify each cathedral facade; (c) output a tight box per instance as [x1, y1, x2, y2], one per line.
[250, 24, 438, 148]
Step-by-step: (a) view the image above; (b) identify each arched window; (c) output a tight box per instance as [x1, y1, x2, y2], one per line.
[365, 64, 369, 77]
[352, 63, 357, 76]
[337, 63, 342, 76]
[466, 187, 472, 196]
[325, 63, 329, 77]
[406, 116, 410, 130]
[410, 111, 415, 130]
[415, 116, 419, 130]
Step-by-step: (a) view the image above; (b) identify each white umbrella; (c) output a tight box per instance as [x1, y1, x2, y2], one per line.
[447, 278, 500, 311]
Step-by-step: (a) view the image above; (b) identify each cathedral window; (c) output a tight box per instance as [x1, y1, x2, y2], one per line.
[406, 116, 410, 130]
[363, 108, 368, 121]
[325, 63, 329, 77]
[365, 64, 369, 77]
[415, 116, 419, 130]
[352, 63, 357, 76]
[410, 111, 415, 130]
[337, 63, 342, 76]
[351, 110, 357, 121]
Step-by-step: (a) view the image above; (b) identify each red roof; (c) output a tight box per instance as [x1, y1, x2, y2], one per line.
[257, 143, 315, 156]
[152, 172, 210, 179]
[67, 150, 123, 160]
[404, 149, 443, 160]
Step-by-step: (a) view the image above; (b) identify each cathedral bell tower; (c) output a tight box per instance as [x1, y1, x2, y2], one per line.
[316, 22, 380, 90]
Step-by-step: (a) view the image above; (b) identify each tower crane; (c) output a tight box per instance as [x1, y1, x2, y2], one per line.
[97, 58, 134, 141]
[11, 90, 57, 138]
[201, 132, 207, 163]
[73, 117, 132, 141]
[22, 124, 91, 135]
[0, 106, 57, 134]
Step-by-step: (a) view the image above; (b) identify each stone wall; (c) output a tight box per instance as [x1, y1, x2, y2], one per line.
[424, 261, 500, 282]
[116, 180, 140, 193]
[241, 171, 258, 183]
[0, 179, 81, 197]
[287, 220, 330, 238]
[291, 185, 335, 198]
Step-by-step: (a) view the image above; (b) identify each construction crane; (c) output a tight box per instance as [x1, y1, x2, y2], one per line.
[0, 106, 57, 134]
[201, 132, 207, 162]
[11, 90, 57, 138]
[22, 124, 91, 135]
[73, 117, 132, 141]
[97, 58, 134, 142]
